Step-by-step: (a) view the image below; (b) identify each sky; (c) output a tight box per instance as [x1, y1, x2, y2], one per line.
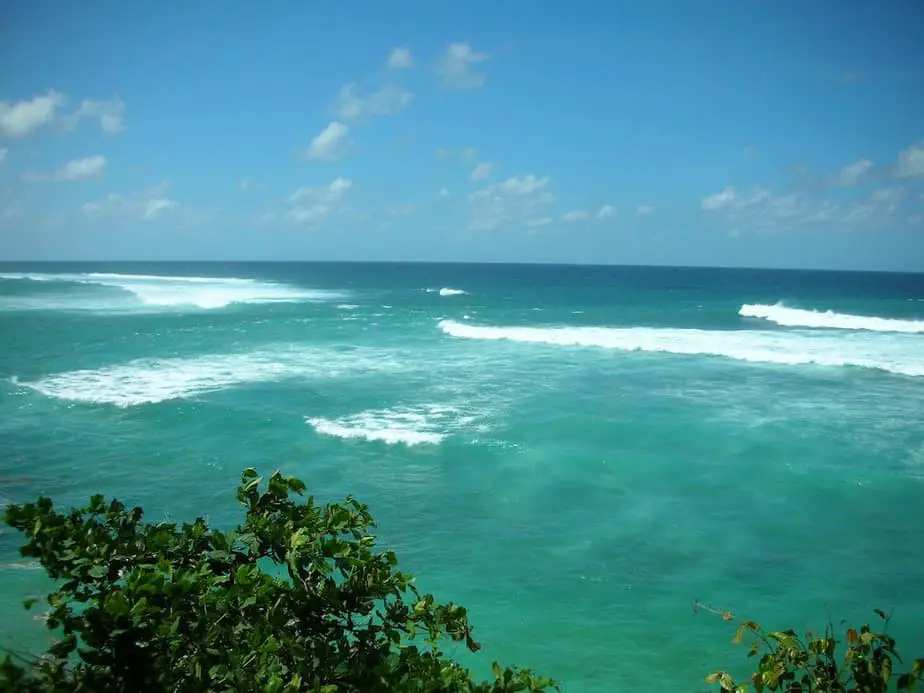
[1, 1, 923, 271]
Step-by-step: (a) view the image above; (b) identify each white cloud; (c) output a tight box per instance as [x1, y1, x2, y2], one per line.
[62, 96, 126, 135]
[895, 141, 924, 179]
[841, 187, 907, 223]
[438, 188, 451, 198]
[436, 42, 489, 90]
[286, 177, 353, 227]
[701, 186, 748, 211]
[388, 47, 413, 69]
[0, 91, 65, 139]
[701, 180, 913, 234]
[23, 155, 107, 182]
[333, 83, 413, 122]
[305, 121, 349, 160]
[563, 210, 590, 222]
[460, 147, 479, 163]
[83, 181, 178, 221]
[470, 162, 496, 181]
[831, 158, 872, 187]
[239, 178, 252, 192]
[596, 204, 616, 220]
[636, 205, 656, 216]
[468, 174, 556, 231]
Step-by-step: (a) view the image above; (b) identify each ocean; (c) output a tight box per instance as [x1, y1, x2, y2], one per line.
[1, 262, 922, 691]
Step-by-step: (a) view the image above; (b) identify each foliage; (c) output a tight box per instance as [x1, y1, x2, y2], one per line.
[696, 600, 924, 693]
[0, 469, 558, 693]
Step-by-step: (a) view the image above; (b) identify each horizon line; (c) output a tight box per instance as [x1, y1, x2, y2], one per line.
[0, 259, 922, 275]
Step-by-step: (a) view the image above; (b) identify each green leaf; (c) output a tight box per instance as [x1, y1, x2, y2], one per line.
[104, 591, 131, 616]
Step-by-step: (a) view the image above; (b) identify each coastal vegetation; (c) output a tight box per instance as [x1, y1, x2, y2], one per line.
[2, 469, 921, 692]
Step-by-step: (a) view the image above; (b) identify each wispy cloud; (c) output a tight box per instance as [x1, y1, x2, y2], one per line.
[387, 47, 414, 70]
[470, 162, 496, 181]
[304, 121, 349, 160]
[894, 141, 924, 179]
[83, 181, 178, 222]
[468, 174, 556, 231]
[23, 155, 107, 182]
[436, 42, 489, 90]
[563, 210, 590, 222]
[284, 177, 353, 227]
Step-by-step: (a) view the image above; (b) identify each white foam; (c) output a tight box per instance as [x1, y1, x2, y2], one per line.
[437, 320, 924, 378]
[740, 303, 924, 334]
[14, 346, 407, 407]
[439, 287, 466, 297]
[337, 304, 359, 310]
[0, 272, 343, 310]
[307, 403, 472, 446]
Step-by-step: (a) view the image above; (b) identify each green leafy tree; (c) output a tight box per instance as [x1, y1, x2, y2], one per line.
[696, 600, 924, 693]
[1, 469, 558, 693]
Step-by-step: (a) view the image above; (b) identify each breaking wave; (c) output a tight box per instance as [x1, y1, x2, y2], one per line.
[438, 287, 466, 296]
[13, 346, 408, 407]
[437, 320, 924, 378]
[0, 272, 344, 310]
[740, 303, 924, 334]
[307, 403, 479, 447]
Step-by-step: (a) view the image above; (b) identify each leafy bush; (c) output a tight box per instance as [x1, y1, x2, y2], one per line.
[1, 468, 558, 692]
[696, 600, 923, 693]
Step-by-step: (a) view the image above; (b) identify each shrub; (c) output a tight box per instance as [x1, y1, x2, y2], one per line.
[1, 468, 557, 693]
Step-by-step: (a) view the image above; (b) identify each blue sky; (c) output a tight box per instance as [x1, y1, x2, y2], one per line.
[1, 1, 923, 270]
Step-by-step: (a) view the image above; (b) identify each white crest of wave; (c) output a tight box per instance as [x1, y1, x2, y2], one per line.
[0, 272, 343, 310]
[740, 303, 924, 334]
[14, 347, 407, 407]
[437, 320, 924, 378]
[306, 404, 469, 446]
[438, 287, 466, 296]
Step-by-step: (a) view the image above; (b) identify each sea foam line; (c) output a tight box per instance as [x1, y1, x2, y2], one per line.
[437, 319, 924, 378]
[13, 346, 409, 407]
[0, 271, 344, 310]
[740, 303, 924, 334]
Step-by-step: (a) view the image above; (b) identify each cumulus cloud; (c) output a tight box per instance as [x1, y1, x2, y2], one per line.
[23, 155, 107, 182]
[468, 174, 556, 231]
[0, 91, 65, 138]
[563, 210, 590, 222]
[333, 83, 413, 122]
[438, 188, 451, 198]
[83, 181, 178, 221]
[895, 141, 924, 179]
[285, 177, 353, 227]
[305, 121, 349, 160]
[0, 92, 126, 139]
[596, 204, 616, 220]
[636, 205, 656, 216]
[62, 96, 126, 135]
[470, 162, 496, 181]
[387, 47, 413, 69]
[831, 158, 872, 187]
[436, 42, 489, 90]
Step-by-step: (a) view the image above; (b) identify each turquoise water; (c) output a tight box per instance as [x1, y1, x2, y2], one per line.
[1, 262, 922, 691]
